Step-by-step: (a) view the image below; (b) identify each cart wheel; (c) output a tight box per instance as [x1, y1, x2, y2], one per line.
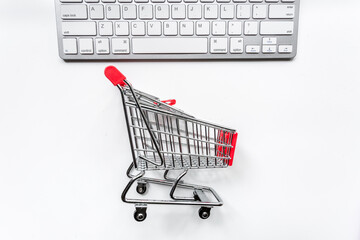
[198, 207, 211, 220]
[136, 183, 147, 194]
[134, 209, 147, 222]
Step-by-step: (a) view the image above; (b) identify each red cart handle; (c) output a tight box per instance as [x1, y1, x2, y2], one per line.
[104, 66, 127, 87]
[161, 99, 176, 106]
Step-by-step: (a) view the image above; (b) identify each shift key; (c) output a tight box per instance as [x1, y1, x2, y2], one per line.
[260, 21, 294, 35]
[62, 22, 97, 36]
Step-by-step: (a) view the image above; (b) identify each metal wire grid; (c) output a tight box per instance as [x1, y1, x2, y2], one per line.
[123, 90, 235, 171]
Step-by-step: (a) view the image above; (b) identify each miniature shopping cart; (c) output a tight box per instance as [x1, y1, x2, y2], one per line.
[105, 66, 238, 221]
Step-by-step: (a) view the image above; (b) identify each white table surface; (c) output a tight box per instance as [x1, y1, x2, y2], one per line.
[1, 1, 360, 240]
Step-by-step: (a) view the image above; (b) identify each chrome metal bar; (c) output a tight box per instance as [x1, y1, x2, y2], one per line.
[119, 87, 138, 169]
[124, 79, 165, 167]
[169, 169, 196, 201]
[122, 163, 145, 203]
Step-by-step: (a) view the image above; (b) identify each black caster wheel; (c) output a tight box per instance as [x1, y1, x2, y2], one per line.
[134, 208, 147, 222]
[198, 207, 211, 220]
[136, 183, 147, 194]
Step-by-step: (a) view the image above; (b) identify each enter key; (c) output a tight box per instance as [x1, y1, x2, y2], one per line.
[269, 5, 295, 19]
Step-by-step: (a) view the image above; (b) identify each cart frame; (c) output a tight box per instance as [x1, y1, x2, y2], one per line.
[105, 66, 237, 221]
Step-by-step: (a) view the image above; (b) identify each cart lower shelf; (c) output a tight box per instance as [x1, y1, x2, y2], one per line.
[122, 162, 224, 221]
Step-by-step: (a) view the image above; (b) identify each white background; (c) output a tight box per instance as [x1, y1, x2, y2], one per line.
[1, 1, 360, 240]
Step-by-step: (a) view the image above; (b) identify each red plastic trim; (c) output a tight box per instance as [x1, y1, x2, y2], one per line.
[161, 99, 176, 106]
[104, 66, 127, 87]
[229, 132, 238, 166]
[216, 131, 238, 166]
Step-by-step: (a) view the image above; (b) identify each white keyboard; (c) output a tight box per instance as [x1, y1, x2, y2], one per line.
[55, 0, 300, 60]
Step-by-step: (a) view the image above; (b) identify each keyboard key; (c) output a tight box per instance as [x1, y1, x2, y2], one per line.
[172, 5, 186, 19]
[260, 21, 294, 35]
[61, 5, 88, 19]
[139, 5, 153, 19]
[79, 38, 94, 54]
[148, 21, 162, 35]
[90, 5, 104, 19]
[106, 4, 121, 19]
[210, 38, 227, 53]
[123, 5, 137, 19]
[228, 21, 242, 35]
[278, 45, 293, 53]
[99, 21, 113, 35]
[244, 21, 258, 35]
[132, 38, 208, 53]
[164, 21, 178, 35]
[263, 37, 277, 44]
[62, 21, 97, 36]
[180, 21, 194, 35]
[253, 5, 267, 19]
[212, 21, 226, 35]
[269, 5, 295, 19]
[262, 45, 276, 53]
[204, 5, 218, 19]
[95, 38, 110, 54]
[115, 21, 129, 35]
[246, 45, 260, 53]
[131, 21, 146, 35]
[188, 5, 202, 19]
[155, 5, 170, 19]
[112, 38, 130, 54]
[230, 38, 243, 53]
[236, 5, 250, 19]
[196, 21, 210, 35]
[63, 38, 77, 54]
[220, 5, 234, 19]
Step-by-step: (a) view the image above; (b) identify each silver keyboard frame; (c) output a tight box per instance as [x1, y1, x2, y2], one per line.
[55, 0, 300, 60]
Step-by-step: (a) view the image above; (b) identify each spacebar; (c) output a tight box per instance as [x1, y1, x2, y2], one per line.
[132, 38, 208, 54]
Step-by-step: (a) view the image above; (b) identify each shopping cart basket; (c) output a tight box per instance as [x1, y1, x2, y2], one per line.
[105, 66, 238, 221]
